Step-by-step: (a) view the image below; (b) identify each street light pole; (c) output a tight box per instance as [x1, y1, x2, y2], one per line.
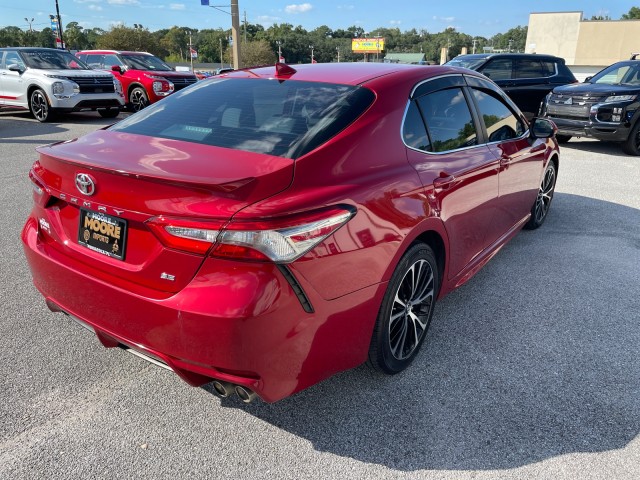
[55, 0, 64, 48]
[187, 30, 194, 72]
[24, 17, 34, 32]
[336, 46, 340, 63]
[276, 40, 283, 62]
[309, 45, 314, 63]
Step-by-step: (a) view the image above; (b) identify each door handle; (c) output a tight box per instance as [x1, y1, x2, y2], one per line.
[433, 174, 456, 190]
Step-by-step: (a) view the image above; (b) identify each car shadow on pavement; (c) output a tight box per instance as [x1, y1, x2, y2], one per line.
[560, 139, 630, 157]
[212, 192, 640, 471]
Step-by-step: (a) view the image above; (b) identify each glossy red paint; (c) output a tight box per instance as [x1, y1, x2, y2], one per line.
[22, 63, 559, 402]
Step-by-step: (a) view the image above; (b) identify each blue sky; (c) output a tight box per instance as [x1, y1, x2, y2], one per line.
[1, 1, 635, 37]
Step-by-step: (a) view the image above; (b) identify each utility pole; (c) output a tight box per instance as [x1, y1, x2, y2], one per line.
[55, 0, 64, 48]
[309, 45, 314, 63]
[230, 0, 241, 69]
[187, 30, 193, 72]
[243, 10, 247, 44]
[472, 38, 477, 54]
[219, 37, 224, 68]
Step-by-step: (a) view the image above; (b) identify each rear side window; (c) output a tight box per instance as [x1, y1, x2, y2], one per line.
[417, 88, 478, 152]
[541, 61, 557, 76]
[402, 102, 430, 151]
[110, 78, 375, 159]
[515, 59, 544, 79]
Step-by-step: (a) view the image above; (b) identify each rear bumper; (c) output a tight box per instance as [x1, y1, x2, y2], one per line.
[21, 216, 383, 402]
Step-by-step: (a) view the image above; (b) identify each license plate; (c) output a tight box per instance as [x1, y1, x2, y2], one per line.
[78, 208, 127, 260]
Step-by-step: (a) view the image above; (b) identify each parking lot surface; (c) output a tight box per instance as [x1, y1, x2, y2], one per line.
[1, 110, 638, 479]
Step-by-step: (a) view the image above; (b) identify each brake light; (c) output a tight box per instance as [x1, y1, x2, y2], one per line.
[29, 163, 50, 207]
[147, 217, 223, 255]
[147, 205, 356, 262]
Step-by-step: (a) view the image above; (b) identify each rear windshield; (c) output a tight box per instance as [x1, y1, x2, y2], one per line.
[110, 78, 375, 159]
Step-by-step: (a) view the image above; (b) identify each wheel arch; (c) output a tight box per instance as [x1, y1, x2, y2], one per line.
[127, 82, 147, 101]
[27, 84, 51, 106]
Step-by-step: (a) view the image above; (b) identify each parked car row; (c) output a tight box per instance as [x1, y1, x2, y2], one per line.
[448, 52, 640, 155]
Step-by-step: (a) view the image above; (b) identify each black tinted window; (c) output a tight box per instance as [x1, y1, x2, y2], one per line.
[541, 61, 557, 76]
[418, 88, 477, 152]
[516, 59, 544, 78]
[481, 59, 513, 80]
[403, 101, 430, 151]
[110, 78, 375, 159]
[471, 88, 525, 142]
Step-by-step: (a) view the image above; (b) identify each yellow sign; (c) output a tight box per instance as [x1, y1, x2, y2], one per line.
[351, 38, 385, 54]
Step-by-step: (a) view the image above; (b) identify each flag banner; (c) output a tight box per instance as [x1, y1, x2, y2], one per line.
[190, 48, 198, 59]
[201, 0, 210, 5]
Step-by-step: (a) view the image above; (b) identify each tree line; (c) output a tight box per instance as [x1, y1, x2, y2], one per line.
[1, 6, 638, 67]
[1, 21, 528, 66]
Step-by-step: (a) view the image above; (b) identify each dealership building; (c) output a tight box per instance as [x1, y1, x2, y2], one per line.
[525, 11, 640, 79]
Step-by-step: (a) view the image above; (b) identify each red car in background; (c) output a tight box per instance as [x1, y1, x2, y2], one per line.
[76, 50, 197, 111]
[22, 63, 559, 403]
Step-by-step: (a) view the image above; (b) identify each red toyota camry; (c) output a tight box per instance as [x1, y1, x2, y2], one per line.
[22, 62, 559, 403]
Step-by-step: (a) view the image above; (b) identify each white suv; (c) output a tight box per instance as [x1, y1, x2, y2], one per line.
[0, 47, 125, 122]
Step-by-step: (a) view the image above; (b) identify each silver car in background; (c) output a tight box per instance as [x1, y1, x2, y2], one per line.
[0, 47, 125, 122]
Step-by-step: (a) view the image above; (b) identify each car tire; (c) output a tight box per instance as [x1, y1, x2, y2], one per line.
[555, 134, 572, 144]
[368, 243, 439, 374]
[129, 87, 149, 112]
[622, 121, 640, 156]
[98, 108, 120, 119]
[30, 88, 55, 122]
[524, 160, 557, 230]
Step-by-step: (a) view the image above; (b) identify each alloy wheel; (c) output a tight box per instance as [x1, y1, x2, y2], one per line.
[534, 165, 556, 224]
[130, 90, 148, 112]
[388, 259, 435, 360]
[31, 90, 49, 121]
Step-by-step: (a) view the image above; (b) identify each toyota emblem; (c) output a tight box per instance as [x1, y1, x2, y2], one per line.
[75, 173, 96, 196]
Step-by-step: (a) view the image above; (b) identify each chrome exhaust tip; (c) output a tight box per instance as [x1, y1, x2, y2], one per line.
[234, 385, 257, 403]
[211, 380, 235, 398]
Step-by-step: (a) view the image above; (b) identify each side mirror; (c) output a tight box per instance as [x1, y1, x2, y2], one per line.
[530, 117, 557, 139]
[111, 65, 123, 74]
[8, 64, 24, 73]
[584, 76, 592, 82]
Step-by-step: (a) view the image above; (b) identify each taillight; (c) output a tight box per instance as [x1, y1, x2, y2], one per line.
[29, 163, 50, 207]
[147, 217, 223, 255]
[147, 205, 356, 263]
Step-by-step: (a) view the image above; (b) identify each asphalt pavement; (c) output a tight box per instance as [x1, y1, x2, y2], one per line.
[1, 109, 638, 479]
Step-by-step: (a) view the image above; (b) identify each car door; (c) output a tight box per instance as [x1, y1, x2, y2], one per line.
[0, 50, 27, 108]
[465, 75, 547, 241]
[403, 76, 500, 279]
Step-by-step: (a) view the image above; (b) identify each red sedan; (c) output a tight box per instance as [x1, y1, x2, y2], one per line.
[22, 62, 559, 403]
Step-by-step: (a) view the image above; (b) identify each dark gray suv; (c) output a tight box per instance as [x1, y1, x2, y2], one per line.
[447, 53, 577, 120]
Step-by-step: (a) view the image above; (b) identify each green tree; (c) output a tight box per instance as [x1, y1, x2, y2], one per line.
[64, 22, 89, 50]
[241, 40, 276, 67]
[621, 7, 640, 19]
[97, 25, 157, 55]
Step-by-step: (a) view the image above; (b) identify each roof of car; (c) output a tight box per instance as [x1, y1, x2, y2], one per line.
[77, 50, 153, 55]
[223, 62, 469, 86]
[453, 53, 563, 61]
[0, 47, 67, 52]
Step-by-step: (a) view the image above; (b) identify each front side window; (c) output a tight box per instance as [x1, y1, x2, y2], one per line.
[21, 50, 90, 70]
[471, 88, 525, 142]
[110, 78, 375, 159]
[417, 88, 477, 152]
[481, 59, 513, 80]
[4, 51, 25, 69]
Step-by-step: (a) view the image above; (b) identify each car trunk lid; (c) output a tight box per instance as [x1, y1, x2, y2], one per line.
[33, 129, 293, 293]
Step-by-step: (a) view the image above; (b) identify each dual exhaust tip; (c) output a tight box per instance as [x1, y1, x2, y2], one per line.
[211, 380, 257, 403]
